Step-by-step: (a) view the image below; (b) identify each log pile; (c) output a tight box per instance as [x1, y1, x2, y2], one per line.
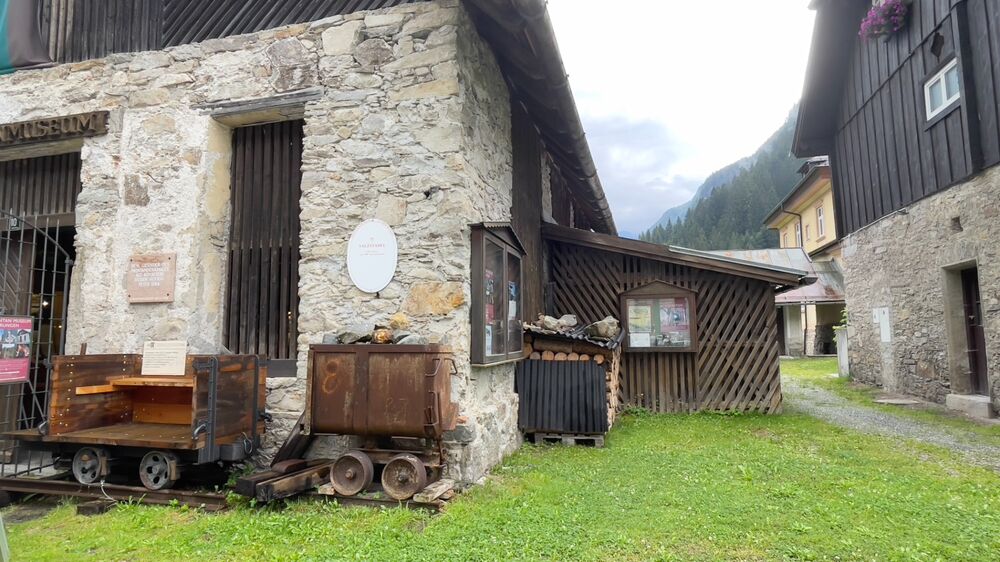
[523, 332, 622, 429]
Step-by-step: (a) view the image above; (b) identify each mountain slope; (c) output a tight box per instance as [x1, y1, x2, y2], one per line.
[641, 110, 805, 250]
[651, 156, 754, 228]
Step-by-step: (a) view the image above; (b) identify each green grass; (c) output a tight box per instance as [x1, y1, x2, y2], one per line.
[781, 357, 1000, 447]
[7, 412, 1000, 561]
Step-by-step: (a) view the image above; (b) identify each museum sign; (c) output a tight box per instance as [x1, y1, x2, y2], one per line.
[0, 111, 110, 147]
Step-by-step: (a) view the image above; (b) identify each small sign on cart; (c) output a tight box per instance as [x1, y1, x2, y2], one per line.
[141, 340, 188, 376]
[0, 317, 32, 384]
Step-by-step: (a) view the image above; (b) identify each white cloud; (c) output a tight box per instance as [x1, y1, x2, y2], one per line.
[547, 0, 816, 232]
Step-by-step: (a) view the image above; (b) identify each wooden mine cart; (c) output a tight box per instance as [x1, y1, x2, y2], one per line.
[5, 353, 265, 490]
[305, 344, 458, 501]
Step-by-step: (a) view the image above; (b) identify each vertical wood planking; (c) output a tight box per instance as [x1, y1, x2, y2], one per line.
[0, 153, 82, 221]
[831, 0, 1000, 236]
[225, 121, 303, 360]
[40, 0, 163, 63]
[160, 0, 420, 47]
[37, 0, 423, 63]
[511, 105, 545, 321]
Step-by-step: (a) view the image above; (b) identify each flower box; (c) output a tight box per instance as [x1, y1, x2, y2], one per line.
[859, 0, 912, 41]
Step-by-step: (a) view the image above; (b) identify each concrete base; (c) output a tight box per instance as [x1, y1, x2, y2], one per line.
[945, 394, 996, 419]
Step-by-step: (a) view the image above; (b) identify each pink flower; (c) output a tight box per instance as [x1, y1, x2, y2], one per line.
[860, 0, 910, 40]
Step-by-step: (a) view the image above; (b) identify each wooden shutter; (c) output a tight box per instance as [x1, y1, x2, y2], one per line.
[224, 120, 302, 371]
[0, 153, 82, 224]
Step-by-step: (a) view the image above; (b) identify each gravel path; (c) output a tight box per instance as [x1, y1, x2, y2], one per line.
[782, 376, 1000, 473]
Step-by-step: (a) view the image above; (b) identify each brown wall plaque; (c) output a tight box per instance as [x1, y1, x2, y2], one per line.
[127, 253, 177, 304]
[0, 111, 110, 148]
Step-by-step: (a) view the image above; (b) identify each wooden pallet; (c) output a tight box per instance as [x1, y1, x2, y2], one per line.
[529, 433, 605, 448]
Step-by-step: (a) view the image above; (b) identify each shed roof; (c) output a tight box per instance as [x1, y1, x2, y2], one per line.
[466, 0, 617, 234]
[542, 223, 813, 289]
[707, 248, 845, 305]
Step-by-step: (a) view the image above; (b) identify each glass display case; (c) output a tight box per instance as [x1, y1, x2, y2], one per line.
[471, 224, 526, 365]
[620, 282, 698, 353]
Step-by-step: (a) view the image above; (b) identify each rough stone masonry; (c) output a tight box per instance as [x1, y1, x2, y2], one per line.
[842, 164, 1000, 414]
[0, 0, 526, 483]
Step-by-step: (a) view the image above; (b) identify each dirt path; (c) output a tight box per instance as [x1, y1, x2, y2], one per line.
[782, 376, 1000, 473]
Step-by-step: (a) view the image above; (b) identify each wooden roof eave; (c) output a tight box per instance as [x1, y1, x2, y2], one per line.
[466, 0, 617, 235]
[793, 0, 869, 157]
[542, 224, 810, 286]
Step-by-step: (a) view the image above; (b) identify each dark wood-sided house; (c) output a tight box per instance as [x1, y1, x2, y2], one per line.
[796, 0, 1000, 417]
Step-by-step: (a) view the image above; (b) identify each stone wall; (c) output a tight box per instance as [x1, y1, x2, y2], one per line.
[842, 165, 1000, 412]
[0, 0, 526, 482]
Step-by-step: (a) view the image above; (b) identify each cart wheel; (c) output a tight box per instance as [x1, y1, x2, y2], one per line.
[330, 451, 374, 496]
[72, 447, 110, 485]
[139, 451, 179, 490]
[381, 454, 428, 500]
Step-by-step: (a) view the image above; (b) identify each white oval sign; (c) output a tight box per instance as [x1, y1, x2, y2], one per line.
[347, 219, 398, 294]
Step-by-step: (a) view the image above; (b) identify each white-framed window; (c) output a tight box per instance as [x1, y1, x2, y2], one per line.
[816, 206, 826, 237]
[794, 222, 802, 247]
[925, 59, 961, 120]
[782, 233, 789, 248]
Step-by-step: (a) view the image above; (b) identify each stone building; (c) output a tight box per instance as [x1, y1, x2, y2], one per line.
[0, 0, 619, 483]
[795, 0, 1000, 418]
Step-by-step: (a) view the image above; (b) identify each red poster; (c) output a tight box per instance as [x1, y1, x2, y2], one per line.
[0, 317, 32, 384]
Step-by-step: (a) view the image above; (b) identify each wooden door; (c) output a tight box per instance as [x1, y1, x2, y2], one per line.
[224, 120, 303, 376]
[961, 268, 989, 395]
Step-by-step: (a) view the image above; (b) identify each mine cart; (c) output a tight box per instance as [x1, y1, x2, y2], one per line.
[306, 344, 458, 500]
[5, 354, 265, 490]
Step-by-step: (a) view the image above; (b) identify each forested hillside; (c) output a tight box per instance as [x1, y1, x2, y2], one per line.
[641, 111, 805, 250]
[650, 155, 754, 228]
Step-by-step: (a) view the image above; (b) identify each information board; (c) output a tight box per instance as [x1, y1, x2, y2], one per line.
[141, 340, 188, 376]
[0, 317, 31, 384]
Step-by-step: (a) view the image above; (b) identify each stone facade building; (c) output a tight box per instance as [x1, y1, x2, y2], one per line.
[0, 0, 619, 483]
[795, 0, 1000, 417]
[0, 0, 814, 488]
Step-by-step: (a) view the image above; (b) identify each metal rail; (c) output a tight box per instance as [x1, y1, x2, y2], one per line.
[0, 477, 229, 511]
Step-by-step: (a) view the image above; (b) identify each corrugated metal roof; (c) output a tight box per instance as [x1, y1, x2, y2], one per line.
[669, 245, 809, 277]
[524, 324, 624, 350]
[708, 248, 845, 304]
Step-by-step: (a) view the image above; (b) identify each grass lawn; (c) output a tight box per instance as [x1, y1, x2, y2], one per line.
[782, 357, 1000, 447]
[7, 410, 1000, 561]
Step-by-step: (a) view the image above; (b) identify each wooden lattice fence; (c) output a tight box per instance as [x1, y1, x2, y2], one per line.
[548, 241, 782, 414]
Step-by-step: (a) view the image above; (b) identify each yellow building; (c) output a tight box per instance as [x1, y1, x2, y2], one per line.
[767, 159, 840, 260]
[764, 158, 845, 356]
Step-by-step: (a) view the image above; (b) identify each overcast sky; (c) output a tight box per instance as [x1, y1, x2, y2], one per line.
[547, 1, 817, 235]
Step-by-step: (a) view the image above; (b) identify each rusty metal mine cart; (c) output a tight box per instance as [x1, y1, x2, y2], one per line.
[305, 344, 458, 501]
[4, 353, 265, 490]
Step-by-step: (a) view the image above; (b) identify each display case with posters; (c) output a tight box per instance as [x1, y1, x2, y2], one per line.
[620, 282, 698, 352]
[470, 223, 526, 365]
